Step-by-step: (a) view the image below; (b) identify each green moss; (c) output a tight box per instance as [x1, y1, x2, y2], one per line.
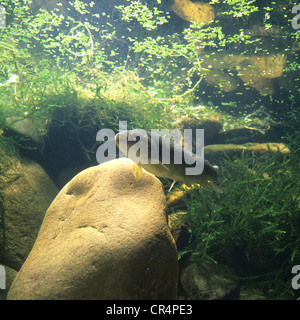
[180, 151, 300, 299]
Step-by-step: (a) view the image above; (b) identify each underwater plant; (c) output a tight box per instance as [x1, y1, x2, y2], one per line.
[114, 0, 300, 130]
[179, 151, 300, 299]
[0, 0, 298, 301]
[0, 1, 176, 138]
[0, 0, 298, 138]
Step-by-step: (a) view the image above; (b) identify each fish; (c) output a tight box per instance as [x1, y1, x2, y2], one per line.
[115, 129, 223, 194]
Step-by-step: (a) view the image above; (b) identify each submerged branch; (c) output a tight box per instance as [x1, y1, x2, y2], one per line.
[64, 23, 94, 57]
[131, 75, 204, 103]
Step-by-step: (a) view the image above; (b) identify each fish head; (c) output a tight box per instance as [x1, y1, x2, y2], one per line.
[204, 179, 224, 194]
[200, 163, 223, 194]
[185, 160, 223, 194]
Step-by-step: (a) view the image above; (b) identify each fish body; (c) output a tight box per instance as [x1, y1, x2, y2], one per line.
[115, 129, 223, 194]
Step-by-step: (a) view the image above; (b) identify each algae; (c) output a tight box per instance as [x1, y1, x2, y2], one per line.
[179, 151, 300, 299]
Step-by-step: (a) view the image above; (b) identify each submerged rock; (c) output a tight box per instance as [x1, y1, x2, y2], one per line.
[0, 150, 58, 270]
[238, 54, 286, 95]
[216, 127, 270, 144]
[175, 115, 223, 146]
[5, 116, 44, 146]
[7, 158, 178, 300]
[170, 0, 215, 23]
[205, 69, 239, 92]
[201, 52, 286, 94]
[0, 264, 17, 300]
[239, 285, 266, 300]
[204, 142, 290, 164]
[180, 258, 237, 300]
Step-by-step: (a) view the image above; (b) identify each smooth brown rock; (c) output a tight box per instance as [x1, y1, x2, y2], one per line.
[170, 0, 215, 23]
[0, 152, 58, 270]
[7, 158, 178, 300]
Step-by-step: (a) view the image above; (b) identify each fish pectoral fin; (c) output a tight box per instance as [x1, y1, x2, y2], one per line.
[182, 184, 192, 191]
[168, 180, 177, 192]
[133, 164, 143, 182]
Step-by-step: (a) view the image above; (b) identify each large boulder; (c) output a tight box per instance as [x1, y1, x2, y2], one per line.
[0, 151, 59, 270]
[7, 158, 178, 300]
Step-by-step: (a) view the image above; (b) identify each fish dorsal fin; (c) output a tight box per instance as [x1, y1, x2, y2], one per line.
[158, 161, 170, 172]
[168, 180, 177, 192]
[133, 163, 143, 181]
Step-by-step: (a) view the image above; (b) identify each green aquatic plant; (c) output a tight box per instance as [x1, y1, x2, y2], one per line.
[0, 0, 298, 135]
[114, 0, 300, 130]
[212, 0, 259, 18]
[180, 151, 300, 299]
[115, 0, 263, 96]
[283, 100, 300, 157]
[0, 1, 175, 138]
[0, 0, 121, 110]
[117, 0, 169, 31]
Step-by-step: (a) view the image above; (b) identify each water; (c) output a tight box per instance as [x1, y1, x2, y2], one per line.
[0, 0, 299, 300]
